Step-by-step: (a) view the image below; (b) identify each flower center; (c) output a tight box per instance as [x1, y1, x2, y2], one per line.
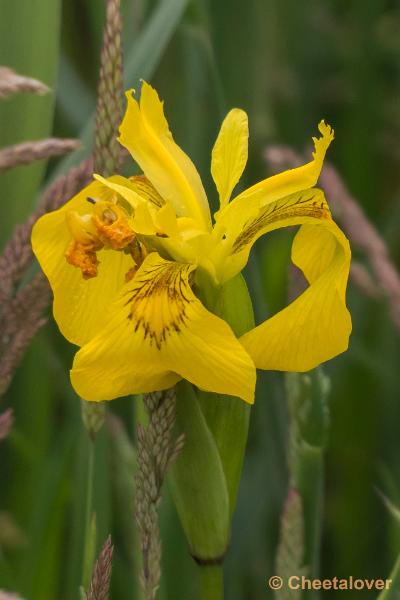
[65, 195, 144, 280]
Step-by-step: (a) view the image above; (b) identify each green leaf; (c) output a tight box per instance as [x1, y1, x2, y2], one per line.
[376, 490, 400, 526]
[377, 555, 400, 600]
[108, 413, 140, 596]
[15, 426, 74, 600]
[125, 0, 189, 86]
[54, 0, 191, 175]
[169, 381, 230, 561]
[82, 513, 97, 590]
[198, 274, 255, 517]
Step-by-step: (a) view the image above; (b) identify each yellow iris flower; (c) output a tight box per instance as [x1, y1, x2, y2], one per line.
[31, 82, 351, 405]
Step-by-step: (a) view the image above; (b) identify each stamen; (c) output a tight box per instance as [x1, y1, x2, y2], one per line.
[124, 240, 147, 282]
[92, 202, 136, 250]
[65, 199, 137, 279]
[65, 240, 102, 279]
[102, 208, 117, 224]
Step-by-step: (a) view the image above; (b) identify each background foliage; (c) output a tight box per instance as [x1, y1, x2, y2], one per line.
[1, 0, 400, 598]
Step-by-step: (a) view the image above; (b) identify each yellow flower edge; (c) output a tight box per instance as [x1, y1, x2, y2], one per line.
[31, 82, 351, 404]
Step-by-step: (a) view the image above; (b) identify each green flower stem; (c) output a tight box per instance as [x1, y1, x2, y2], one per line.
[199, 565, 224, 600]
[197, 273, 255, 516]
[82, 437, 96, 590]
[169, 273, 254, 599]
[169, 274, 254, 600]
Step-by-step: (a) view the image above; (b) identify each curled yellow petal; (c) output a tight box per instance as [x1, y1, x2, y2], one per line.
[210, 121, 335, 284]
[212, 187, 332, 283]
[240, 220, 351, 371]
[211, 108, 248, 209]
[233, 120, 334, 206]
[118, 83, 210, 228]
[71, 252, 256, 404]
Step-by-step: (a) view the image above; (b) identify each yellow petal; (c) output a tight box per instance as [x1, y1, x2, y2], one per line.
[118, 83, 211, 228]
[211, 108, 248, 209]
[212, 187, 332, 283]
[31, 180, 135, 346]
[154, 202, 179, 237]
[71, 252, 256, 404]
[93, 174, 152, 211]
[128, 175, 165, 207]
[233, 120, 334, 206]
[94, 173, 182, 239]
[240, 220, 351, 371]
[131, 202, 157, 235]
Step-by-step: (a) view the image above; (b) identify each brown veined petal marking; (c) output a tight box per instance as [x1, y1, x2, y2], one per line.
[70, 252, 256, 403]
[231, 188, 331, 254]
[210, 188, 332, 284]
[125, 259, 194, 350]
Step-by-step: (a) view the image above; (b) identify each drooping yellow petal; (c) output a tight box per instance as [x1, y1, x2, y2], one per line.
[211, 187, 332, 283]
[233, 120, 334, 206]
[211, 108, 248, 209]
[71, 252, 256, 404]
[240, 220, 351, 371]
[31, 179, 135, 346]
[118, 83, 211, 228]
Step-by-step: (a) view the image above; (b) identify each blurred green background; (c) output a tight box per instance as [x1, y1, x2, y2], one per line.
[1, 0, 400, 598]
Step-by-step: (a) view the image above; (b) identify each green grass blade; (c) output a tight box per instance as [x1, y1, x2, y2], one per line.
[124, 0, 189, 86]
[54, 0, 191, 176]
[0, 0, 61, 240]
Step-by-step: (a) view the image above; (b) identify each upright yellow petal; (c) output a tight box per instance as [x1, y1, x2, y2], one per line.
[32, 179, 135, 346]
[233, 120, 334, 206]
[71, 252, 256, 404]
[154, 202, 179, 237]
[211, 109, 248, 209]
[118, 83, 211, 228]
[240, 220, 351, 371]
